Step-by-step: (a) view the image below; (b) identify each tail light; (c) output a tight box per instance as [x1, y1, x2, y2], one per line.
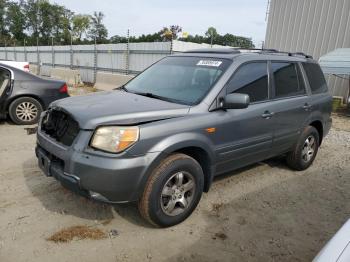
[24, 64, 29, 71]
[59, 83, 68, 94]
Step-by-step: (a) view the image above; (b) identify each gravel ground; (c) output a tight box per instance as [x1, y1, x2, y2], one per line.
[0, 115, 349, 262]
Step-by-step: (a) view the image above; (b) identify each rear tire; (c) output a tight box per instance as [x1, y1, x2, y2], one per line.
[286, 126, 320, 171]
[139, 153, 204, 227]
[9, 97, 43, 125]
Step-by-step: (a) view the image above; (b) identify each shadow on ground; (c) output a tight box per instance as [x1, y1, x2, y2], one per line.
[22, 157, 151, 227]
[22, 153, 293, 226]
[168, 167, 350, 262]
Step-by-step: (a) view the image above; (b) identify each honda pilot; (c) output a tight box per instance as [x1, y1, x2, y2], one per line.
[36, 48, 332, 227]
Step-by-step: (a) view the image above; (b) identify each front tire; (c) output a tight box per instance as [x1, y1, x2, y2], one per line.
[286, 126, 320, 171]
[9, 97, 43, 125]
[139, 153, 204, 227]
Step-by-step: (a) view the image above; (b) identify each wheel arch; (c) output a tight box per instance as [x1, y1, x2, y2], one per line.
[6, 94, 45, 112]
[135, 137, 216, 201]
[309, 120, 324, 145]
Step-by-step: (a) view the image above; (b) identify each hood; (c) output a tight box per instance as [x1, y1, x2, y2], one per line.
[50, 90, 190, 129]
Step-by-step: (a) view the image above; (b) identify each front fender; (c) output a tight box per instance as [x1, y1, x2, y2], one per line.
[132, 132, 216, 199]
[149, 132, 215, 160]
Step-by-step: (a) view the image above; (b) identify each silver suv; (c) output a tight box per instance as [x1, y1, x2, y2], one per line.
[36, 48, 332, 227]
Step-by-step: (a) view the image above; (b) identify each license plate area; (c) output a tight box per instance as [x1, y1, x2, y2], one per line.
[37, 150, 52, 177]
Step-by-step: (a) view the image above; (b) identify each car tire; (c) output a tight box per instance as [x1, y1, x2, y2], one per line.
[9, 97, 43, 125]
[139, 153, 204, 227]
[286, 126, 320, 171]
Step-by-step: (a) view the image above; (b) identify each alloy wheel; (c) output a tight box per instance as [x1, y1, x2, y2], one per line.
[15, 102, 38, 122]
[160, 171, 196, 216]
[301, 135, 316, 163]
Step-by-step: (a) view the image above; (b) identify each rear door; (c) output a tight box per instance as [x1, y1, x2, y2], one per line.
[213, 61, 276, 174]
[0, 67, 12, 110]
[268, 61, 310, 154]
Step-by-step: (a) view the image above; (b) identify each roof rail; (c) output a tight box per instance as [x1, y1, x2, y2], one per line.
[233, 48, 279, 53]
[183, 48, 240, 54]
[183, 48, 313, 59]
[234, 48, 313, 59]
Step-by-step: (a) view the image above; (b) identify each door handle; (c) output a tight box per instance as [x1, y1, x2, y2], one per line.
[302, 103, 312, 111]
[261, 111, 274, 119]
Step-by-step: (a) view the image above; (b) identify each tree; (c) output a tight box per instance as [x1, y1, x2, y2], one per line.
[161, 25, 182, 41]
[218, 34, 254, 48]
[72, 14, 90, 42]
[0, 0, 8, 41]
[205, 27, 218, 46]
[37, 0, 55, 44]
[50, 5, 73, 45]
[24, 0, 40, 41]
[109, 34, 127, 44]
[88, 11, 108, 43]
[6, 0, 26, 43]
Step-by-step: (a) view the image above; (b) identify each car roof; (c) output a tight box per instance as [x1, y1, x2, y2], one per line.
[172, 48, 316, 63]
[0, 63, 41, 81]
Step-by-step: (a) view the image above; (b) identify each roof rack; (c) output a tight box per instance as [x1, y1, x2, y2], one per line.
[183, 48, 240, 54]
[184, 48, 313, 59]
[233, 48, 313, 59]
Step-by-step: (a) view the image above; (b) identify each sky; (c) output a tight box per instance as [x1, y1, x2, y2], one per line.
[52, 0, 268, 47]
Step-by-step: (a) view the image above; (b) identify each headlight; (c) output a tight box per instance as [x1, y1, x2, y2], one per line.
[91, 126, 139, 153]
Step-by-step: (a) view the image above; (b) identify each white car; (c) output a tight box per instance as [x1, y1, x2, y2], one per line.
[313, 219, 350, 262]
[0, 60, 29, 72]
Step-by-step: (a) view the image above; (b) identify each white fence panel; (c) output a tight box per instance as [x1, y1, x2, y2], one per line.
[0, 41, 227, 82]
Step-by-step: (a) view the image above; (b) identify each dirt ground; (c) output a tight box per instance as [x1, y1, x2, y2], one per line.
[0, 115, 350, 262]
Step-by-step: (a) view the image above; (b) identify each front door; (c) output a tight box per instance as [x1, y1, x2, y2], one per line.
[212, 61, 275, 174]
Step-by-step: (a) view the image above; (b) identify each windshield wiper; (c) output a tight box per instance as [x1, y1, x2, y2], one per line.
[118, 85, 128, 92]
[131, 91, 177, 103]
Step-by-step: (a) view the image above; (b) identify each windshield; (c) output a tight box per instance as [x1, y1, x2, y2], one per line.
[124, 56, 231, 105]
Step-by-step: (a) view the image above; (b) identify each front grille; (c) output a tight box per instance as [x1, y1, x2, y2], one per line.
[41, 109, 80, 146]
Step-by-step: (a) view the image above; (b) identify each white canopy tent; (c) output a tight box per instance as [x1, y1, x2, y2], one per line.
[319, 48, 350, 104]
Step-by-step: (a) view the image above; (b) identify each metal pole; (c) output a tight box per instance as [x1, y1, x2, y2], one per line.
[37, 37, 40, 75]
[70, 33, 73, 69]
[126, 29, 130, 75]
[170, 32, 173, 54]
[14, 41, 17, 61]
[5, 41, 7, 60]
[24, 39, 27, 62]
[93, 36, 97, 83]
[51, 37, 55, 68]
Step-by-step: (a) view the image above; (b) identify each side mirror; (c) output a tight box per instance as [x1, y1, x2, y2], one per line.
[221, 93, 250, 109]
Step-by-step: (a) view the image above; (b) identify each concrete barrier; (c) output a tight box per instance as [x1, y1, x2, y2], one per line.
[50, 68, 82, 86]
[94, 72, 134, 91]
[29, 64, 38, 75]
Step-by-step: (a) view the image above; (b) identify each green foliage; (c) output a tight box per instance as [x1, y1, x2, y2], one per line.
[88, 11, 108, 43]
[181, 27, 255, 48]
[0, 0, 9, 43]
[160, 25, 182, 40]
[0, 5, 254, 49]
[6, 1, 26, 42]
[72, 15, 91, 42]
[0, 0, 107, 46]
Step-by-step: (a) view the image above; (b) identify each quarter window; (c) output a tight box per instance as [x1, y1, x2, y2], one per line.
[272, 62, 306, 98]
[226, 62, 269, 103]
[302, 63, 328, 94]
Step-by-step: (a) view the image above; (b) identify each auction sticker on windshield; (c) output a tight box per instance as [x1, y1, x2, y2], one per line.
[197, 60, 223, 67]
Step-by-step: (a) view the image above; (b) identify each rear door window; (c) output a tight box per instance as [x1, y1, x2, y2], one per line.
[271, 62, 306, 98]
[226, 62, 269, 103]
[302, 63, 328, 94]
[0, 69, 10, 97]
